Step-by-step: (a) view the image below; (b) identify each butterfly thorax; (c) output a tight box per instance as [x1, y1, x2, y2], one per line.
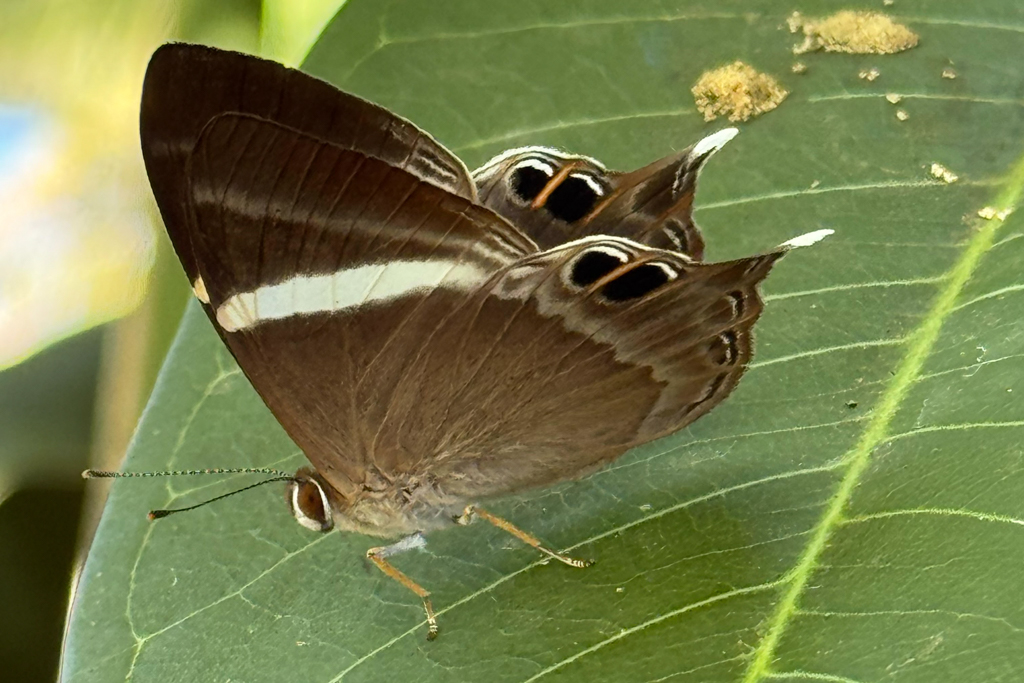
[324, 468, 463, 538]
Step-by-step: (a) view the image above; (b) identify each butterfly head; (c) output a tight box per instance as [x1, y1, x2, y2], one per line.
[286, 468, 335, 532]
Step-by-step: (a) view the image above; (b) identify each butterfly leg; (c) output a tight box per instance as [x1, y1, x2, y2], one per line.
[459, 505, 593, 569]
[366, 533, 438, 640]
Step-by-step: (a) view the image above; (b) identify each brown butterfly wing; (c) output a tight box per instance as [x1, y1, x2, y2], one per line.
[187, 115, 777, 516]
[386, 239, 777, 498]
[142, 43, 476, 282]
[472, 133, 737, 259]
[185, 113, 532, 505]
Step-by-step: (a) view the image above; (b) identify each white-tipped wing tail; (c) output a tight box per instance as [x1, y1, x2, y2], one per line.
[690, 128, 740, 160]
[779, 229, 834, 250]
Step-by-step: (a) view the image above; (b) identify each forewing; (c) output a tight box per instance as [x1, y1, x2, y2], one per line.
[185, 113, 533, 501]
[142, 43, 475, 282]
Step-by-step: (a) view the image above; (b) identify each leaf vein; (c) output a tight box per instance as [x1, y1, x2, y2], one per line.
[598, 419, 864, 477]
[738, 142, 1024, 683]
[748, 338, 905, 370]
[809, 92, 1024, 108]
[951, 283, 1024, 311]
[764, 276, 946, 303]
[797, 608, 1024, 633]
[843, 507, 1024, 528]
[886, 420, 1024, 442]
[517, 580, 786, 683]
[764, 671, 867, 683]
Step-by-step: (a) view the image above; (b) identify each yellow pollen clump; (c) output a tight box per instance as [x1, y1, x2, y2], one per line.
[691, 61, 788, 122]
[790, 11, 919, 55]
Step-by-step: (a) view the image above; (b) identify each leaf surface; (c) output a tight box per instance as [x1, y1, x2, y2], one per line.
[64, 1, 1024, 681]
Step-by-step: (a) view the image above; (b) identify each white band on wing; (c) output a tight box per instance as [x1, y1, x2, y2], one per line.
[215, 260, 486, 332]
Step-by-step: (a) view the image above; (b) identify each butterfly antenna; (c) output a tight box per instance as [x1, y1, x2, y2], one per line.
[83, 467, 293, 479]
[146, 477, 294, 520]
[82, 467, 296, 520]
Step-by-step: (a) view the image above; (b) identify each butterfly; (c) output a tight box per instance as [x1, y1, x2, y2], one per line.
[117, 43, 830, 639]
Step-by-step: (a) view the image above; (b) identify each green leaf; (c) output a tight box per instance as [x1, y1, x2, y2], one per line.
[63, 1, 1024, 681]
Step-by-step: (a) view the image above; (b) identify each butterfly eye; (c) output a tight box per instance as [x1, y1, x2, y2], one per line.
[601, 262, 677, 302]
[569, 246, 629, 287]
[509, 158, 555, 202]
[287, 476, 334, 532]
[545, 173, 604, 223]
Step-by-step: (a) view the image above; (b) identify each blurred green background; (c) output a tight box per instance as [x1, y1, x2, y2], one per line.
[0, 2, 343, 680]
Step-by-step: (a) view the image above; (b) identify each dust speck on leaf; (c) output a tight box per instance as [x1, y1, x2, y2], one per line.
[942, 67, 957, 79]
[896, 109, 910, 121]
[978, 207, 1014, 221]
[885, 93, 903, 104]
[789, 10, 919, 55]
[859, 67, 881, 81]
[930, 163, 958, 184]
[691, 61, 788, 122]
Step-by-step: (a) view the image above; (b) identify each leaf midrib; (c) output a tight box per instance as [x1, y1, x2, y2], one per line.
[740, 151, 1024, 683]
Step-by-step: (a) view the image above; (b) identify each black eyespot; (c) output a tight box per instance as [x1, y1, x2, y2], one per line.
[546, 175, 601, 222]
[570, 249, 626, 287]
[663, 219, 689, 253]
[711, 331, 738, 366]
[510, 164, 551, 202]
[727, 291, 745, 317]
[601, 263, 671, 302]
